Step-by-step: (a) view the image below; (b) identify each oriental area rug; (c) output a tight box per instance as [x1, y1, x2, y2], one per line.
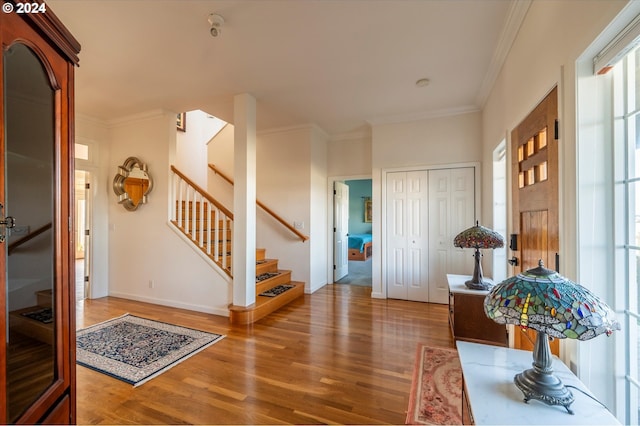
[76, 314, 224, 387]
[406, 344, 462, 425]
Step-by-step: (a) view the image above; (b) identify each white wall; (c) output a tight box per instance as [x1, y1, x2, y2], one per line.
[309, 127, 329, 292]
[327, 134, 372, 177]
[107, 110, 231, 315]
[207, 123, 235, 209]
[176, 110, 227, 188]
[256, 127, 312, 288]
[480, 0, 628, 411]
[370, 111, 483, 297]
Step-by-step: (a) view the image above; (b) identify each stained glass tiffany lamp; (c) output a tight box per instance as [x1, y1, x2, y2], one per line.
[484, 260, 620, 414]
[453, 221, 504, 290]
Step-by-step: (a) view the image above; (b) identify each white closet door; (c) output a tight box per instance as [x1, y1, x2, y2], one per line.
[449, 168, 476, 275]
[386, 171, 428, 301]
[428, 168, 475, 304]
[386, 172, 406, 300]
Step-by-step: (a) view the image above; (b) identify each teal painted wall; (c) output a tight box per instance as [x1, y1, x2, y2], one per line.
[345, 179, 372, 235]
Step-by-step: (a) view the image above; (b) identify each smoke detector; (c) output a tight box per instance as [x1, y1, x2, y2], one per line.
[208, 13, 225, 37]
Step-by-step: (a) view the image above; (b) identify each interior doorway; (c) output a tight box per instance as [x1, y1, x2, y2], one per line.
[74, 170, 91, 301]
[331, 178, 373, 286]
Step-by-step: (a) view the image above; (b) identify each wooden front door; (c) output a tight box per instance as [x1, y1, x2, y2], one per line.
[510, 87, 560, 355]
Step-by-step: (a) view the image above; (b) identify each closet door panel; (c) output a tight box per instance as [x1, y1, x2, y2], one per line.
[406, 171, 428, 302]
[428, 168, 476, 304]
[386, 171, 428, 301]
[386, 173, 406, 299]
[450, 168, 476, 274]
[428, 171, 450, 303]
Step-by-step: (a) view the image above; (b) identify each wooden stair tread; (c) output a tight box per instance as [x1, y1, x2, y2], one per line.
[229, 281, 305, 325]
[256, 258, 278, 275]
[256, 270, 292, 294]
[9, 305, 54, 345]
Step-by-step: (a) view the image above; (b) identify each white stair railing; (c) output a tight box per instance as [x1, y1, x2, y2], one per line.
[170, 165, 233, 276]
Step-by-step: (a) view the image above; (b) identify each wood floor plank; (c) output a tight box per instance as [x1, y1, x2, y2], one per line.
[76, 283, 453, 424]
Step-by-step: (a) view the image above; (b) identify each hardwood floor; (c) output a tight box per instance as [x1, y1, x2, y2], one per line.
[76, 284, 453, 425]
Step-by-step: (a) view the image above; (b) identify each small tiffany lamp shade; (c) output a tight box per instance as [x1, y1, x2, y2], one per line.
[453, 221, 504, 290]
[484, 261, 620, 414]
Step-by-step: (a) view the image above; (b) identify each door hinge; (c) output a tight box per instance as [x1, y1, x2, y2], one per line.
[84, 229, 90, 236]
[333, 189, 336, 195]
[333, 227, 336, 232]
[85, 183, 90, 189]
[554, 119, 559, 140]
[333, 265, 336, 270]
[84, 276, 89, 282]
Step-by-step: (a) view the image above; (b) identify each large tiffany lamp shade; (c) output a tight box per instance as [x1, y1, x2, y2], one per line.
[484, 261, 620, 414]
[453, 221, 504, 290]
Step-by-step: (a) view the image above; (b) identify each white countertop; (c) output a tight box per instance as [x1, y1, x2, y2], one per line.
[447, 274, 494, 295]
[456, 341, 620, 425]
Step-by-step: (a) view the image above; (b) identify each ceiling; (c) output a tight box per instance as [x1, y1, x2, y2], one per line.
[46, 0, 529, 138]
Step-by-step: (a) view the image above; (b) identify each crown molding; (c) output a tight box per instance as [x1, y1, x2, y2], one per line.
[366, 105, 479, 127]
[107, 109, 171, 128]
[330, 129, 372, 142]
[76, 113, 108, 127]
[257, 122, 331, 139]
[475, 0, 532, 107]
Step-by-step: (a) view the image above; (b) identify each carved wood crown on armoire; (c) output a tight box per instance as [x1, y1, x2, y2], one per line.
[0, 1, 80, 424]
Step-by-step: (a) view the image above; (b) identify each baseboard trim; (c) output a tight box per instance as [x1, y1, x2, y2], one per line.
[307, 280, 327, 294]
[108, 291, 229, 317]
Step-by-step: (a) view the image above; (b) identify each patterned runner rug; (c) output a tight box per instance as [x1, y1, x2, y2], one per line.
[76, 314, 224, 387]
[406, 344, 462, 425]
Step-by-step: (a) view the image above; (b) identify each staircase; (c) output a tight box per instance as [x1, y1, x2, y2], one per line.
[172, 199, 233, 276]
[229, 248, 305, 324]
[9, 289, 53, 345]
[170, 165, 305, 324]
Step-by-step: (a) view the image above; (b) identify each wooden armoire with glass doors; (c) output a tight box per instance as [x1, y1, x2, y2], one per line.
[0, 2, 80, 424]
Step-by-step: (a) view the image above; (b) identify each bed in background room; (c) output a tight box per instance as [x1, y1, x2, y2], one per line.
[348, 233, 373, 261]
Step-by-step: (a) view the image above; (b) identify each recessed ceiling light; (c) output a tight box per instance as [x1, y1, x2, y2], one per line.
[415, 78, 430, 88]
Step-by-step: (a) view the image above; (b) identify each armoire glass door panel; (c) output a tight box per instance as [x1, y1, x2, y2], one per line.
[4, 42, 56, 423]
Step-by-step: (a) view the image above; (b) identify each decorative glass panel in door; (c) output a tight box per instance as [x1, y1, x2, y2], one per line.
[4, 43, 55, 423]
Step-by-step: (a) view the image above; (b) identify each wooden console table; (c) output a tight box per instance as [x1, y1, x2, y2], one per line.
[447, 274, 507, 346]
[456, 341, 620, 425]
